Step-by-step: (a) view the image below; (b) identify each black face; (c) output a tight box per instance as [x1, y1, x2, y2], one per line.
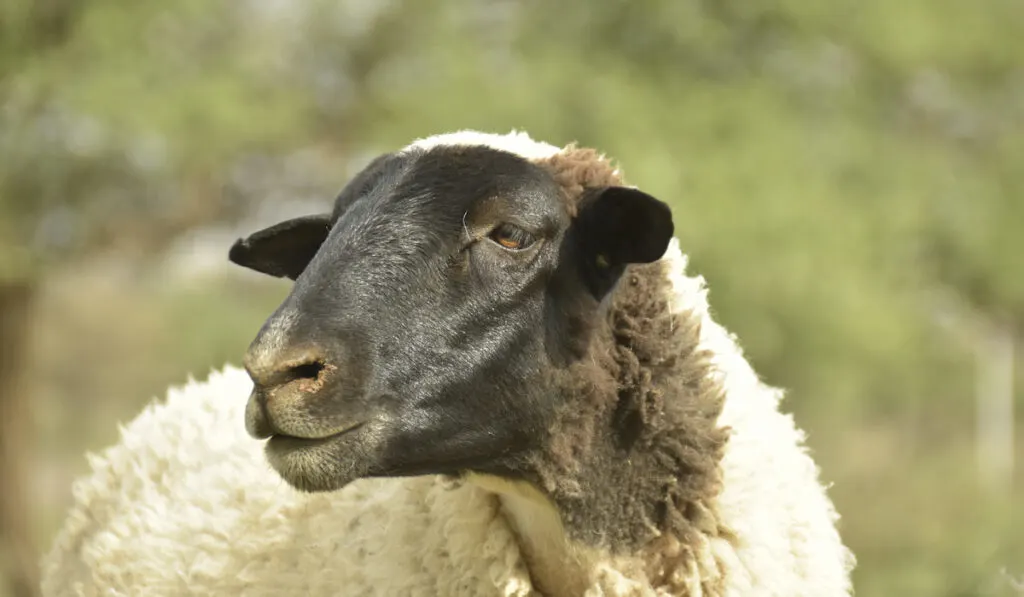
[228, 144, 674, 492]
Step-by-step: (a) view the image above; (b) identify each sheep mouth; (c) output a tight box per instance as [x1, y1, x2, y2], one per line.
[263, 420, 372, 492]
[266, 421, 365, 450]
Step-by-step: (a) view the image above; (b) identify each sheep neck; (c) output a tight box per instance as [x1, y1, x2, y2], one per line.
[527, 259, 731, 589]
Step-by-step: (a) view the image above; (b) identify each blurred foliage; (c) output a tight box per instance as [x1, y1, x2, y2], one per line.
[1, 0, 1023, 595]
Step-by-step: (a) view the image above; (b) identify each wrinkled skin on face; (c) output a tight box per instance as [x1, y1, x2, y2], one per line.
[229, 144, 673, 493]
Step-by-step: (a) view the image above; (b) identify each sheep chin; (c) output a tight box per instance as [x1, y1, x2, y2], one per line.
[263, 423, 372, 493]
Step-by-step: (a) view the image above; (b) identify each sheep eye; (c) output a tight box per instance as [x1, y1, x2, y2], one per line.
[488, 224, 536, 251]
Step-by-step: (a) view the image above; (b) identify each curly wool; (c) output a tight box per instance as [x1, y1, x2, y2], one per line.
[529, 256, 731, 592]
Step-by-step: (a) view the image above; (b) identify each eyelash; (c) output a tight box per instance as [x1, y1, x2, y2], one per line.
[488, 224, 536, 251]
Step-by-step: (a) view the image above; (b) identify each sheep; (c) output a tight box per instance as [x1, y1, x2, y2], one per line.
[40, 130, 856, 596]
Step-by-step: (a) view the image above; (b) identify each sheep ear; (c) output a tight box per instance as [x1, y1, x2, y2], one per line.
[572, 186, 674, 298]
[228, 214, 332, 280]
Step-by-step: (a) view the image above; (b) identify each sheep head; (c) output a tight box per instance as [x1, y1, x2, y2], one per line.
[228, 133, 674, 494]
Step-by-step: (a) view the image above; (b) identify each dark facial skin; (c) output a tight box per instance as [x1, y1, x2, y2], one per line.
[228, 144, 673, 493]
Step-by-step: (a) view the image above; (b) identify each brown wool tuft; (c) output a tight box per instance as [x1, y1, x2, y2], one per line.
[535, 145, 625, 215]
[524, 145, 733, 591]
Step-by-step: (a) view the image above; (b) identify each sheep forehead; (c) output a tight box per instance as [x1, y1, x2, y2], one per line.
[399, 130, 625, 214]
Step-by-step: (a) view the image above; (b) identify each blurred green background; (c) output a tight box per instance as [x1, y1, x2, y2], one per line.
[1, 0, 1022, 595]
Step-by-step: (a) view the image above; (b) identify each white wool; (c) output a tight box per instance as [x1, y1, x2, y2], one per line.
[661, 239, 855, 595]
[402, 129, 562, 160]
[40, 240, 854, 596]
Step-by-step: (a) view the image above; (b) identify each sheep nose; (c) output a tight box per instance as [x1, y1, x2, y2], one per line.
[243, 346, 329, 439]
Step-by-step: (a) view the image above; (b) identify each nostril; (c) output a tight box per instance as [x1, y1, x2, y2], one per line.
[271, 359, 327, 390]
[247, 352, 330, 392]
[290, 361, 325, 383]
